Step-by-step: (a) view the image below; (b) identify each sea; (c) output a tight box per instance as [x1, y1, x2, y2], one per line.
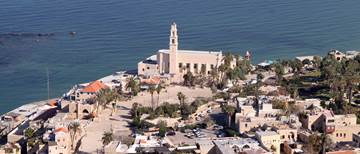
[1, 0, 360, 114]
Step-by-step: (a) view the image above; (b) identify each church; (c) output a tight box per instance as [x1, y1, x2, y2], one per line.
[138, 23, 239, 82]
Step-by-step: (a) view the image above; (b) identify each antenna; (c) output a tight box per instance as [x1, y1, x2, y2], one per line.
[47, 67, 50, 104]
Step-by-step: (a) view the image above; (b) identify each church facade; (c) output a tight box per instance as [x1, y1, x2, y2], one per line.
[138, 23, 236, 82]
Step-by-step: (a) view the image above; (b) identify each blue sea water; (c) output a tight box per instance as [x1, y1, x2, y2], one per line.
[1, 0, 360, 114]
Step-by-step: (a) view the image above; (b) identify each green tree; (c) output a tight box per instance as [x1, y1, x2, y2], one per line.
[320, 133, 334, 154]
[180, 104, 193, 119]
[177, 92, 186, 105]
[68, 121, 81, 150]
[131, 116, 141, 128]
[221, 104, 236, 128]
[126, 77, 140, 96]
[343, 59, 360, 108]
[102, 131, 113, 146]
[148, 85, 156, 110]
[274, 62, 284, 84]
[183, 71, 195, 87]
[157, 120, 167, 137]
[223, 52, 233, 69]
[312, 56, 322, 69]
[156, 85, 163, 108]
[24, 127, 35, 139]
[131, 102, 139, 118]
[96, 88, 115, 114]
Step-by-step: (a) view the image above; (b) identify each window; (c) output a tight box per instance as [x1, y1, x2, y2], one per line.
[245, 124, 248, 127]
[147, 67, 150, 70]
[328, 119, 335, 123]
[194, 64, 198, 69]
[142, 68, 145, 71]
[344, 133, 346, 138]
[201, 64, 206, 74]
[172, 39, 175, 44]
[281, 135, 285, 139]
[179, 63, 183, 68]
[186, 63, 190, 68]
[210, 64, 214, 69]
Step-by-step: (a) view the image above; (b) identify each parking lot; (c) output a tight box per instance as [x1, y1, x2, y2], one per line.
[166, 125, 224, 146]
[166, 103, 228, 147]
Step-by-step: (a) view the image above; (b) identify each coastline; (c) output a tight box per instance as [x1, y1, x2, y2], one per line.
[0, 99, 56, 117]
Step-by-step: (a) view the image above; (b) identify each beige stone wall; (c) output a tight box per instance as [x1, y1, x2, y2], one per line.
[256, 133, 281, 154]
[176, 52, 221, 75]
[157, 52, 170, 74]
[75, 91, 95, 103]
[238, 120, 259, 133]
[330, 125, 360, 143]
[54, 132, 71, 154]
[69, 102, 95, 119]
[137, 62, 159, 76]
[275, 129, 297, 143]
[334, 115, 357, 126]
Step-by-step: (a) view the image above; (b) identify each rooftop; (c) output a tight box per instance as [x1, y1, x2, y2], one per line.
[158, 49, 222, 55]
[255, 130, 279, 136]
[81, 80, 108, 93]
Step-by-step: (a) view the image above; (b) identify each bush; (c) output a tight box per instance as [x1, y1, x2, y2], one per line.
[131, 116, 141, 127]
[157, 121, 167, 137]
[271, 99, 286, 110]
[225, 128, 239, 137]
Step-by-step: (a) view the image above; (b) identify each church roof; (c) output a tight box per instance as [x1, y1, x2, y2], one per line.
[158, 49, 221, 55]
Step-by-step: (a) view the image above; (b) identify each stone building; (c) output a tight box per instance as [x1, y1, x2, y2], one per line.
[255, 131, 281, 154]
[138, 23, 237, 83]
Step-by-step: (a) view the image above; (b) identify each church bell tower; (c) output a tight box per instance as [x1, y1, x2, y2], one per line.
[169, 22, 178, 75]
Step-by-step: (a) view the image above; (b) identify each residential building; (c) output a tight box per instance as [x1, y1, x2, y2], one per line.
[272, 124, 297, 144]
[255, 131, 281, 154]
[74, 80, 109, 103]
[196, 137, 269, 154]
[299, 109, 360, 143]
[126, 135, 163, 154]
[47, 127, 71, 154]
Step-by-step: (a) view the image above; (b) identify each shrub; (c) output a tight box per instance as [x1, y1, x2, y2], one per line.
[157, 120, 167, 137]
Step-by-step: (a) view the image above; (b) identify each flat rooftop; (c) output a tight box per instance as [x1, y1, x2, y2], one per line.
[158, 49, 221, 55]
[256, 130, 279, 136]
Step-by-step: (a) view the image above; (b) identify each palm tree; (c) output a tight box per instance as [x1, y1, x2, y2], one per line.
[102, 131, 113, 146]
[96, 88, 114, 114]
[177, 92, 186, 106]
[343, 59, 360, 107]
[223, 52, 233, 69]
[221, 104, 236, 128]
[126, 77, 139, 96]
[274, 62, 285, 84]
[68, 121, 81, 150]
[156, 85, 163, 108]
[148, 85, 156, 110]
[183, 71, 194, 87]
[24, 127, 35, 139]
[320, 133, 334, 154]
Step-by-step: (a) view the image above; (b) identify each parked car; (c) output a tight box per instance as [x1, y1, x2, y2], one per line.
[166, 131, 176, 136]
[213, 125, 223, 130]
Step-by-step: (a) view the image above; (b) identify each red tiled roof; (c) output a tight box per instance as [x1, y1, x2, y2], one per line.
[327, 151, 355, 154]
[47, 99, 57, 106]
[55, 127, 68, 133]
[81, 80, 108, 93]
[141, 76, 160, 85]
